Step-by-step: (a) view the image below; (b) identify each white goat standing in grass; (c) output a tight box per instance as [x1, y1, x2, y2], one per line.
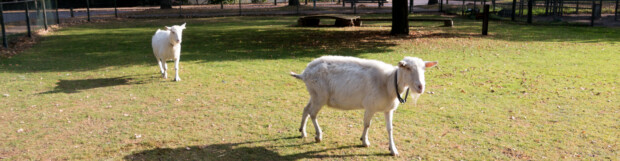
[152, 23, 186, 81]
[291, 56, 437, 156]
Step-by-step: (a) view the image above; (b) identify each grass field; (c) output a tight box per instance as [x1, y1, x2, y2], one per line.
[0, 15, 618, 160]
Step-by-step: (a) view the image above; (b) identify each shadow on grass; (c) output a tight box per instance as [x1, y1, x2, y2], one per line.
[449, 19, 620, 43]
[39, 76, 145, 94]
[0, 26, 398, 73]
[124, 136, 388, 161]
[2, 17, 618, 74]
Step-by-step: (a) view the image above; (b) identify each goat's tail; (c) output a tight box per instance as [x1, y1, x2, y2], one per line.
[290, 72, 303, 80]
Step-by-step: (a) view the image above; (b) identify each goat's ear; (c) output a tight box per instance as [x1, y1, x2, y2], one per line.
[165, 26, 171, 30]
[181, 23, 186, 29]
[425, 61, 438, 68]
[398, 61, 408, 68]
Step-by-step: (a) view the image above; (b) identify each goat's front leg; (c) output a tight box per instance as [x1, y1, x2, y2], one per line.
[161, 59, 168, 79]
[360, 110, 375, 147]
[157, 59, 165, 78]
[173, 58, 181, 81]
[385, 110, 399, 156]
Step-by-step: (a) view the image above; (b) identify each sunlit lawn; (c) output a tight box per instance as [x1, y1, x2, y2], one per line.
[0, 15, 618, 160]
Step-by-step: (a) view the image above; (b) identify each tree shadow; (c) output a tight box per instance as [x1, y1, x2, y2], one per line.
[1, 22, 398, 73]
[124, 136, 389, 161]
[38, 75, 146, 94]
[449, 19, 620, 43]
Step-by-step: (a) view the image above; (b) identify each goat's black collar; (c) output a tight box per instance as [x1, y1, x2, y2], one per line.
[394, 69, 409, 104]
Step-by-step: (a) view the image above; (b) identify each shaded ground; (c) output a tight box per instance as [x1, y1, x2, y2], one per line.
[533, 14, 620, 27]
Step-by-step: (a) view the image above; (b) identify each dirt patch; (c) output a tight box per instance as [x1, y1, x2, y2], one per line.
[502, 147, 531, 159]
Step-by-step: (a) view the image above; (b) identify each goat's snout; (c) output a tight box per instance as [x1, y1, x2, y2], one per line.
[413, 84, 424, 93]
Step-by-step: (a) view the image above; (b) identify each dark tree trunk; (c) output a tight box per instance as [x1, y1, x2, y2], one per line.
[289, 0, 300, 5]
[161, 0, 173, 9]
[428, 0, 438, 5]
[391, 0, 409, 35]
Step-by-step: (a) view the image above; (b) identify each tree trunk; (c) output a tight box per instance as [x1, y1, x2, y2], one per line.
[428, 0, 438, 5]
[161, 0, 173, 9]
[289, 0, 300, 5]
[391, 0, 409, 35]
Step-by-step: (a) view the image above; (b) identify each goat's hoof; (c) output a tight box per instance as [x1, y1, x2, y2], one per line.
[174, 78, 181, 81]
[362, 143, 370, 147]
[390, 150, 399, 156]
[391, 152, 399, 156]
[314, 137, 322, 143]
[300, 133, 307, 138]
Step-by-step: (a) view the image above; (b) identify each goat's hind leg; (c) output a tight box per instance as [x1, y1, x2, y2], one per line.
[308, 100, 324, 143]
[299, 102, 311, 138]
[157, 59, 166, 79]
[360, 110, 375, 147]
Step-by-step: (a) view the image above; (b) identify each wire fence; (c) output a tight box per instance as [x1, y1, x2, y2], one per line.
[1, 0, 618, 49]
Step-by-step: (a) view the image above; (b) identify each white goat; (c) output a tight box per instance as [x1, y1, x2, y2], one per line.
[291, 56, 437, 156]
[152, 23, 186, 81]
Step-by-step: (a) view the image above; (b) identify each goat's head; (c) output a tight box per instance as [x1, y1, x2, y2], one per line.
[165, 23, 186, 45]
[398, 57, 438, 94]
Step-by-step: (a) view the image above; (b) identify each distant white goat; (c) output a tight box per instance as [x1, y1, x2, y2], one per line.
[291, 56, 437, 156]
[152, 23, 186, 81]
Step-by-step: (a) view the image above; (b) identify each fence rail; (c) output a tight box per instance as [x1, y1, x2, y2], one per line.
[1, 0, 618, 50]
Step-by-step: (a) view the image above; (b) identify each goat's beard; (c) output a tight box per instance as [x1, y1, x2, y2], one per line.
[411, 93, 421, 106]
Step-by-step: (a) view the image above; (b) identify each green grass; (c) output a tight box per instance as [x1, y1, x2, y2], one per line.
[0, 15, 618, 160]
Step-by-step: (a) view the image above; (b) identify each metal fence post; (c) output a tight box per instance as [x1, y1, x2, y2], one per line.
[511, 0, 516, 21]
[239, 0, 241, 16]
[25, 1, 32, 37]
[527, 0, 532, 23]
[115, 0, 118, 18]
[440, 0, 443, 12]
[353, 0, 356, 13]
[35, 0, 39, 16]
[576, 0, 579, 14]
[0, 4, 7, 48]
[473, 0, 477, 13]
[591, 0, 595, 26]
[42, 0, 48, 30]
[482, 5, 489, 35]
[313, 0, 316, 9]
[87, 0, 91, 22]
[410, 0, 414, 13]
[462, 0, 465, 15]
[614, 0, 618, 21]
[297, 2, 300, 14]
[55, 0, 60, 24]
[70, 6, 74, 17]
[221, 0, 224, 9]
[275, 0, 277, 6]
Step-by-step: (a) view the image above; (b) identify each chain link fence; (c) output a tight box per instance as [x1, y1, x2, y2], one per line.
[1, 0, 618, 49]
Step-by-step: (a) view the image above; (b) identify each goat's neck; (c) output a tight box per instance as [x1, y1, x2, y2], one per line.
[387, 68, 409, 98]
